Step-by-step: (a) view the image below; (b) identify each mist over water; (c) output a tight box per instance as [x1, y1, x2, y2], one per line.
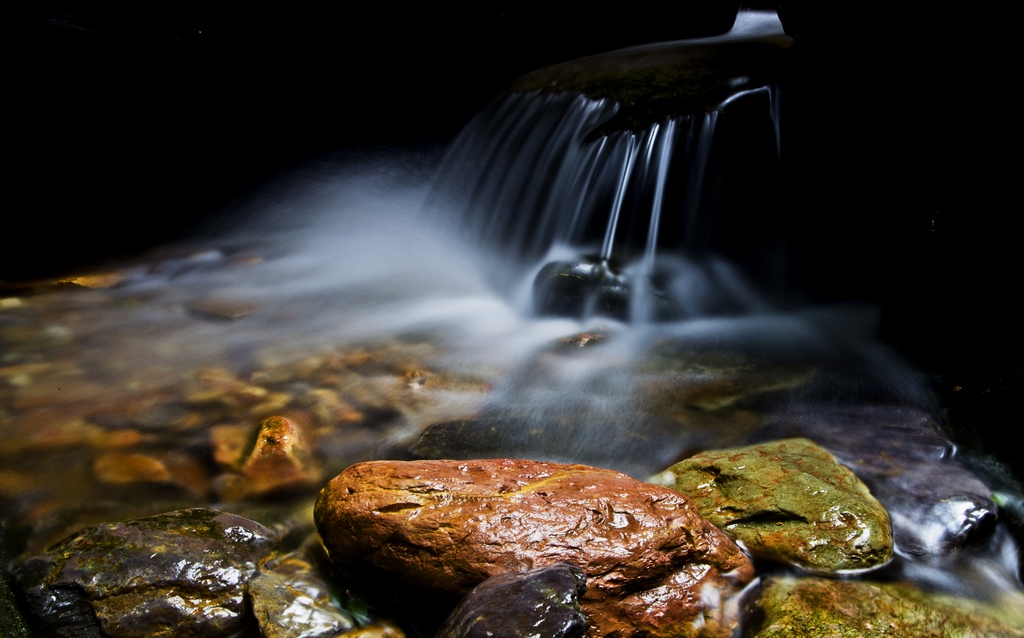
[177, 144, 936, 440]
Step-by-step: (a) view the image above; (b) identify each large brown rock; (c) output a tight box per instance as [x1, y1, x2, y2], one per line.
[314, 458, 754, 638]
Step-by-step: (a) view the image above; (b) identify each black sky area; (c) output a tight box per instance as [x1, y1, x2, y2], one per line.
[8, 5, 1020, 392]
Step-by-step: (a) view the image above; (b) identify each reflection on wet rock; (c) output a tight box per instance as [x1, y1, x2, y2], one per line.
[657, 438, 893, 573]
[14, 508, 276, 637]
[249, 540, 358, 638]
[748, 576, 1024, 637]
[437, 563, 588, 638]
[314, 458, 754, 638]
[533, 259, 634, 321]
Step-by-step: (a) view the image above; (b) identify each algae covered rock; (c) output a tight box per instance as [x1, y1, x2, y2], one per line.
[657, 437, 893, 573]
[15, 508, 276, 637]
[314, 458, 754, 638]
[749, 576, 1024, 637]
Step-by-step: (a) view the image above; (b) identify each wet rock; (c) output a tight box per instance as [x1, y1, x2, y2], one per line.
[767, 406, 998, 555]
[14, 508, 276, 637]
[315, 458, 754, 638]
[249, 541, 358, 638]
[657, 438, 892, 573]
[241, 416, 317, 490]
[532, 259, 632, 321]
[217, 415, 320, 500]
[555, 331, 608, 350]
[748, 576, 1024, 637]
[437, 563, 588, 638]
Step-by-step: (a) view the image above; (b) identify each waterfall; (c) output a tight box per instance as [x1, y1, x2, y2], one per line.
[426, 81, 782, 323]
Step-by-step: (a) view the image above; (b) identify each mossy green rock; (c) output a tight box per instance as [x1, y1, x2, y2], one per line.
[749, 576, 1024, 637]
[658, 437, 892, 573]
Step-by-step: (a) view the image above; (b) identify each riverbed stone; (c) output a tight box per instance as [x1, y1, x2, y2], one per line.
[532, 259, 633, 321]
[314, 458, 754, 638]
[217, 415, 320, 500]
[748, 576, 1024, 637]
[436, 562, 588, 638]
[657, 437, 893, 573]
[14, 507, 276, 637]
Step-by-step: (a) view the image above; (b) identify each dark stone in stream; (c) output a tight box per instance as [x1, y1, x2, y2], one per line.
[533, 259, 631, 321]
[764, 406, 998, 556]
[437, 563, 588, 638]
[14, 508, 276, 637]
[533, 259, 686, 322]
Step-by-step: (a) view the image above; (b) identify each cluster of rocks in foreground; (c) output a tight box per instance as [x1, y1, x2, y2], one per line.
[10, 438, 1023, 637]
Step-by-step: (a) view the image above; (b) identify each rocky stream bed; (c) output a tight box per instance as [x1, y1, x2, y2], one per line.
[1, 233, 1022, 637]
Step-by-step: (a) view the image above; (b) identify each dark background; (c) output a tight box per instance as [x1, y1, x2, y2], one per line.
[8, 5, 1020, 470]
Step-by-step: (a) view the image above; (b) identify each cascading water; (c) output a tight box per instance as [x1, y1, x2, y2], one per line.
[412, 9, 1024, 610]
[427, 79, 783, 324]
